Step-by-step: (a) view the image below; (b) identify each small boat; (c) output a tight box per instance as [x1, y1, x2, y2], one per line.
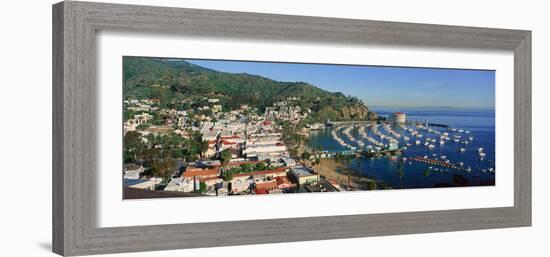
[458, 162, 464, 167]
[439, 140, 445, 145]
[479, 152, 486, 157]
[459, 148, 466, 152]
[440, 155, 447, 159]
[415, 140, 421, 145]
[478, 147, 484, 152]
[428, 144, 435, 149]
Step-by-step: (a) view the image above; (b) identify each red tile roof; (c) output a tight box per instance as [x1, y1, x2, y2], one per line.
[255, 180, 278, 190]
[183, 168, 219, 178]
[200, 177, 222, 183]
[254, 188, 269, 195]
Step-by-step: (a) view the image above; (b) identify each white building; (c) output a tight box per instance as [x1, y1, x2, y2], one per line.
[164, 178, 195, 193]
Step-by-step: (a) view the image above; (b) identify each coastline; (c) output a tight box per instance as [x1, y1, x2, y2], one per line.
[316, 159, 389, 190]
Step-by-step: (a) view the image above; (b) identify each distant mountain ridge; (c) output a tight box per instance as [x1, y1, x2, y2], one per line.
[123, 57, 376, 121]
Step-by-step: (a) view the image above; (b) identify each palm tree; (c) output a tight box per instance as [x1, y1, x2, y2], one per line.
[398, 162, 404, 189]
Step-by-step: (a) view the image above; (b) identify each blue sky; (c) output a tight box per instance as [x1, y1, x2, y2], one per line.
[188, 59, 495, 109]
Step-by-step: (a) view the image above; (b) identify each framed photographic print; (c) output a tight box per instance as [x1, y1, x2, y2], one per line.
[53, 1, 531, 256]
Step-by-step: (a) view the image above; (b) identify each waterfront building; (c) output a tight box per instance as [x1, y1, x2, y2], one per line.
[290, 166, 319, 185]
[280, 156, 297, 167]
[393, 112, 406, 123]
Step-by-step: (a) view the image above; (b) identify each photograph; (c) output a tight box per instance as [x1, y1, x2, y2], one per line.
[122, 56, 496, 198]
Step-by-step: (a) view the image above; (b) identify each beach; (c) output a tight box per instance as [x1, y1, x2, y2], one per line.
[315, 159, 385, 190]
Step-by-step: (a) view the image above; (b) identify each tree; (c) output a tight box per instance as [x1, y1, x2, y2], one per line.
[199, 182, 207, 193]
[123, 131, 142, 162]
[223, 173, 233, 182]
[423, 169, 430, 177]
[398, 163, 405, 189]
[368, 181, 377, 190]
[240, 163, 253, 172]
[151, 159, 176, 181]
[198, 140, 209, 159]
[219, 149, 232, 168]
[255, 162, 266, 171]
[301, 151, 311, 161]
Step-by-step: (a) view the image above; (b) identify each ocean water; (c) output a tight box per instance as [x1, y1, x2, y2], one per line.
[308, 107, 496, 189]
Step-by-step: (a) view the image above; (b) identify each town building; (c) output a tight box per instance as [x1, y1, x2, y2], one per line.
[290, 166, 319, 185]
[393, 112, 406, 123]
[123, 178, 156, 190]
[164, 178, 195, 192]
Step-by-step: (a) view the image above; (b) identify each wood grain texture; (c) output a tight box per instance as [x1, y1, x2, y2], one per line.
[52, 1, 532, 256]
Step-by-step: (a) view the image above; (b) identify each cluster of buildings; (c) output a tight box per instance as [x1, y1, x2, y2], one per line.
[265, 98, 311, 124]
[123, 96, 328, 197]
[157, 159, 321, 196]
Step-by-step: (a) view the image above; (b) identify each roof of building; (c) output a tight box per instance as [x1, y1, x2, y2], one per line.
[291, 166, 316, 177]
[254, 188, 269, 195]
[255, 180, 278, 190]
[123, 178, 153, 187]
[220, 135, 241, 139]
[182, 168, 219, 178]
[276, 176, 292, 186]
[232, 167, 287, 178]
[199, 177, 223, 183]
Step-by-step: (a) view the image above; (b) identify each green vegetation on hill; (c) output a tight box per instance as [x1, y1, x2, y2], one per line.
[123, 56, 376, 121]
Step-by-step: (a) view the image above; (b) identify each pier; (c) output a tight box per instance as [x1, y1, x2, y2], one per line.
[360, 149, 403, 158]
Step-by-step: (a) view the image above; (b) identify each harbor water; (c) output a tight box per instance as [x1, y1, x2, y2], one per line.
[308, 107, 496, 189]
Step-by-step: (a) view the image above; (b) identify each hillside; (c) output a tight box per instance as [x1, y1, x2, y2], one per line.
[123, 56, 376, 121]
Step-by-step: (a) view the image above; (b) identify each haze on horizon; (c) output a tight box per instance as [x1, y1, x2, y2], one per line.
[184, 58, 495, 109]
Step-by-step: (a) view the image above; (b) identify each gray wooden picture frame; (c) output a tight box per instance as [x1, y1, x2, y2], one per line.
[52, 1, 531, 256]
